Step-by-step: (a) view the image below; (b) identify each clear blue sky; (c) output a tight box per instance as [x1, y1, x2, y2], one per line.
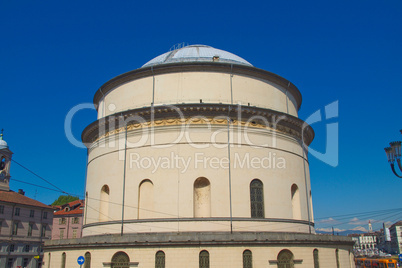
[1, 0, 401, 232]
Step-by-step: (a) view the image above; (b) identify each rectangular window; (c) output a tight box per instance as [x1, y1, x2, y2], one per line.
[72, 228, 77, 238]
[28, 223, 33, 237]
[24, 245, 30, 252]
[29, 210, 34, 218]
[59, 218, 66, 225]
[60, 229, 64, 239]
[23, 258, 28, 267]
[41, 224, 46, 237]
[0, 220, 2, 235]
[9, 244, 14, 252]
[0, 205, 4, 214]
[12, 221, 18, 235]
[43, 211, 47, 219]
[72, 217, 79, 224]
[7, 258, 13, 268]
[14, 207, 20, 216]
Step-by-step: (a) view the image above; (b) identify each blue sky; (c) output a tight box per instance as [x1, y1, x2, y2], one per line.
[1, 0, 401, 232]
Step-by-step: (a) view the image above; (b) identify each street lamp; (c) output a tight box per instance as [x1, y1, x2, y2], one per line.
[384, 130, 402, 178]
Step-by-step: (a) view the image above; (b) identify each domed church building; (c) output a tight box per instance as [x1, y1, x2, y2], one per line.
[44, 45, 354, 268]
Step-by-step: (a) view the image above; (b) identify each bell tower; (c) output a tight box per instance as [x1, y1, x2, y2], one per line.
[0, 130, 13, 191]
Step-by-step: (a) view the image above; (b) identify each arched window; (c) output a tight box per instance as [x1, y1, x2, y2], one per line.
[61, 252, 66, 268]
[243, 250, 252, 268]
[199, 250, 209, 268]
[291, 184, 301, 220]
[138, 179, 154, 219]
[250, 179, 264, 218]
[277, 249, 294, 268]
[111, 251, 130, 268]
[84, 252, 91, 268]
[99, 185, 110, 221]
[335, 249, 340, 268]
[194, 177, 211, 217]
[313, 249, 319, 268]
[155, 251, 165, 268]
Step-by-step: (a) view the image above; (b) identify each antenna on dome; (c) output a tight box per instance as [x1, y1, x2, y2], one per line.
[169, 42, 189, 51]
[0, 129, 3, 140]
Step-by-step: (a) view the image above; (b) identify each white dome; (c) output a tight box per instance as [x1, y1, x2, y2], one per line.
[0, 139, 8, 150]
[142, 45, 252, 68]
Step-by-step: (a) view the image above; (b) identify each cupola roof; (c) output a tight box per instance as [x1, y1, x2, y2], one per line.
[0, 131, 7, 150]
[142, 44, 252, 68]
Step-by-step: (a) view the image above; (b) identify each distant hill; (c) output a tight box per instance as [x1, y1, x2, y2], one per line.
[316, 229, 366, 236]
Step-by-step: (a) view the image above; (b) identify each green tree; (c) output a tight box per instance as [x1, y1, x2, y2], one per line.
[51, 195, 79, 206]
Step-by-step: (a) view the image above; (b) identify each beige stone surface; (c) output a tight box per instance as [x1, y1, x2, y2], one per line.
[46, 51, 354, 267]
[83, 123, 312, 235]
[43, 245, 354, 268]
[97, 71, 298, 119]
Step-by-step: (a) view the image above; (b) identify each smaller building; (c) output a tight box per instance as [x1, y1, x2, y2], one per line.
[348, 233, 378, 251]
[52, 200, 84, 240]
[377, 223, 392, 254]
[0, 134, 53, 268]
[349, 234, 361, 250]
[389, 221, 402, 254]
[0, 190, 53, 268]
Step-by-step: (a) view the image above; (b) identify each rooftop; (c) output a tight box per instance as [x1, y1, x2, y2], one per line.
[391, 220, 402, 227]
[142, 44, 252, 68]
[54, 199, 84, 216]
[0, 190, 52, 209]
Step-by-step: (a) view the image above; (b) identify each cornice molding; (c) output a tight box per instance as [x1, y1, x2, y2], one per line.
[81, 104, 314, 148]
[82, 217, 314, 229]
[44, 231, 354, 250]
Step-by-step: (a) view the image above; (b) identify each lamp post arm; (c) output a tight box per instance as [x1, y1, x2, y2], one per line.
[397, 158, 402, 173]
[390, 163, 402, 178]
